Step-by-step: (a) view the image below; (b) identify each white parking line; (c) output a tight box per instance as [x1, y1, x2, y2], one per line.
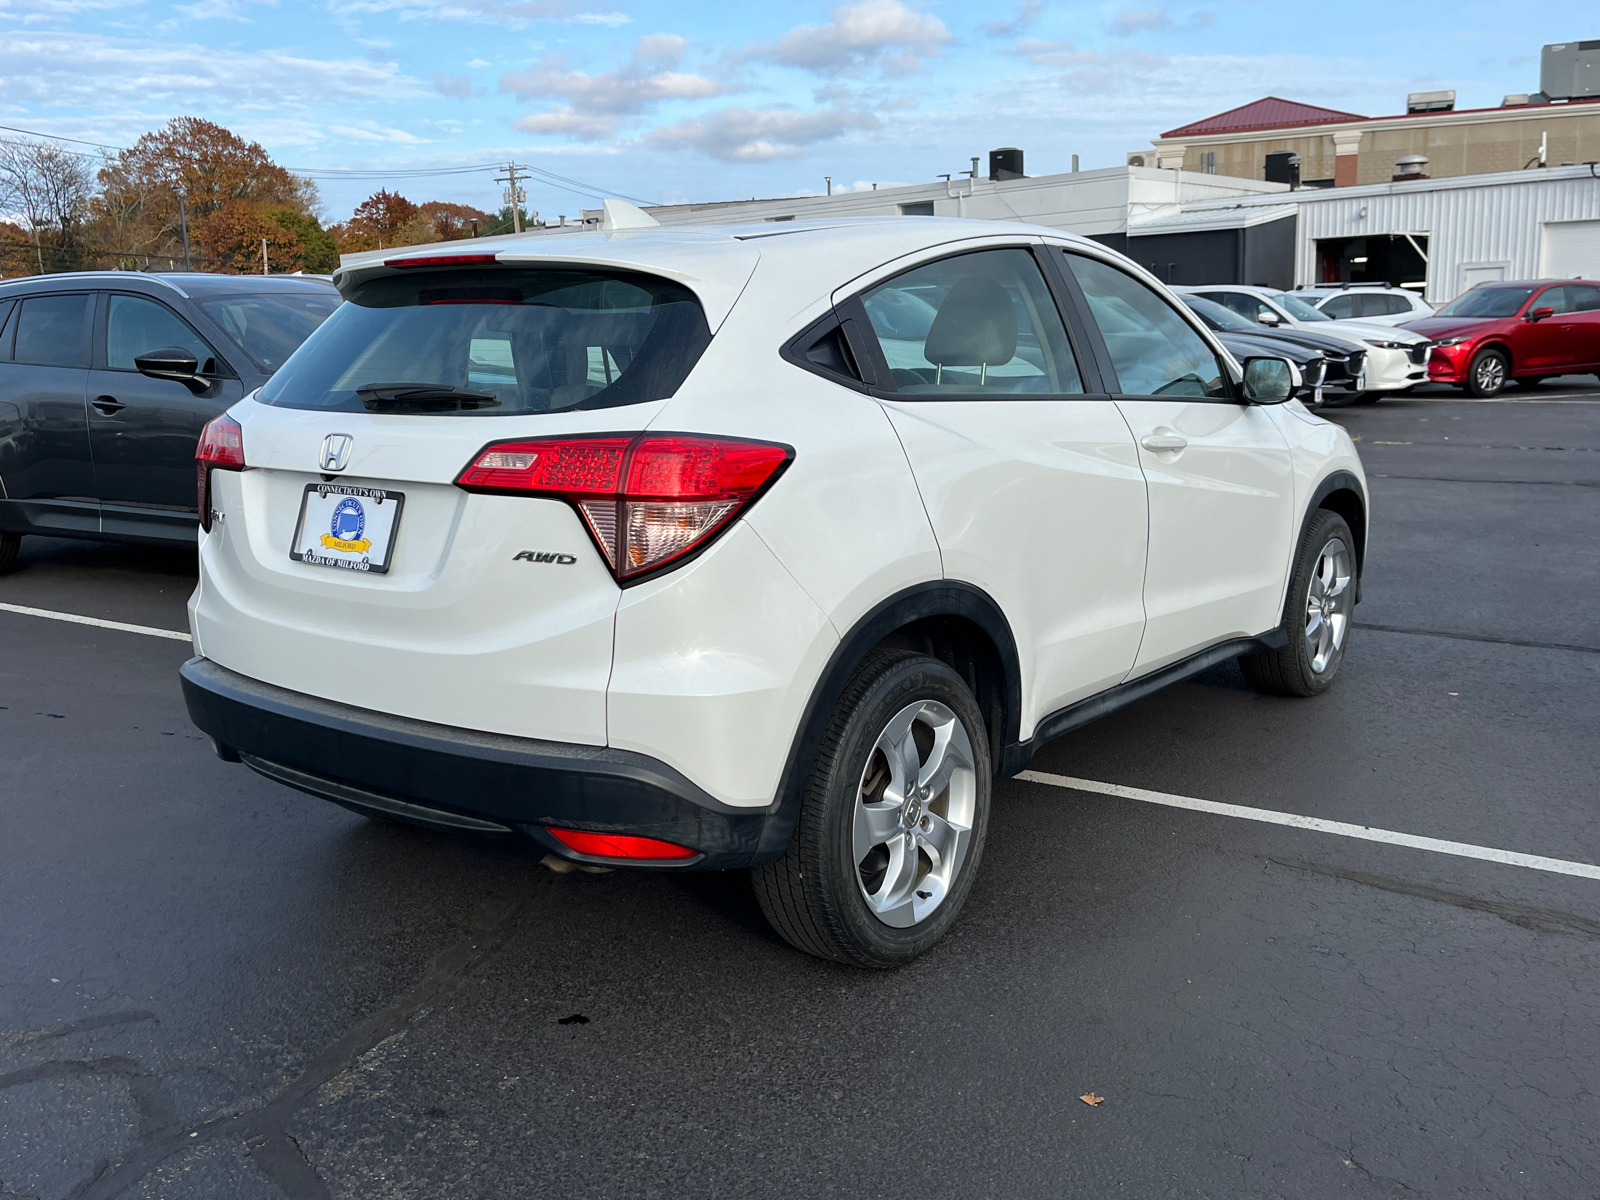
[1016, 770, 1600, 881]
[0, 602, 191, 642]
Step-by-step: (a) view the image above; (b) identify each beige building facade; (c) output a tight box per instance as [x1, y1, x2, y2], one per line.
[1149, 98, 1600, 187]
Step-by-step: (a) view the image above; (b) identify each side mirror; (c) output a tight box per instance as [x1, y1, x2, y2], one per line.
[1256, 310, 1282, 327]
[1526, 306, 1555, 322]
[1241, 356, 1301, 404]
[134, 347, 213, 395]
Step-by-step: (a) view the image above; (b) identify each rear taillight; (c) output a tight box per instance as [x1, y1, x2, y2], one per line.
[385, 252, 499, 268]
[196, 414, 245, 532]
[546, 828, 698, 861]
[456, 433, 792, 582]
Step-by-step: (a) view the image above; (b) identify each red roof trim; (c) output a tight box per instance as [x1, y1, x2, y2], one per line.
[1161, 96, 1366, 139]
[1159, 93, 1600, 141]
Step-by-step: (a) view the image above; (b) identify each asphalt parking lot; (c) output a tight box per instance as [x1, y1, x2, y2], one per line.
[3, 380, 1598, 1199]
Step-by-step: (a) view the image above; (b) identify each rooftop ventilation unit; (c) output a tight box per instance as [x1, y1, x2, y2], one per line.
[1393, 154, 1430, 181]
[989, 147, 1024, 181]
[1407, 90, 1456, 113]
[1542, 40, 1600, 99]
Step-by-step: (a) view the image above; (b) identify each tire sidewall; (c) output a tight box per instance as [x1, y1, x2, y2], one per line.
[815, 656, 992, 966]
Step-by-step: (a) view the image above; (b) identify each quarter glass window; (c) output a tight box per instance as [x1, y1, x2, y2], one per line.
[860, 248, 1082, 395]
[1066, 255, 1227, 398]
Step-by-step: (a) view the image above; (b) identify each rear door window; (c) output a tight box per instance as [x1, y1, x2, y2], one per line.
[858, 248, 1083, 395]
[13, 294, 92, 367]
[1569, 284, 1600, 312]
[258, 268, 709, 414]
[1065, 254, 1228, 399]
[1319, 295, 1357, 319]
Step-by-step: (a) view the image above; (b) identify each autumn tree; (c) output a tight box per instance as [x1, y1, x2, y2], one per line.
[331, 189, 419, 253]
[91, 117, 321, 267]
[197, 199, 304, 274]
[0, 139, 95, 274]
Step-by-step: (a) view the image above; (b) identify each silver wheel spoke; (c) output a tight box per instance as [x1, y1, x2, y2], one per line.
[1303, 535, 1353, 674]
[918, 810, 962, 867]
[917, 719, 970, 801]
[853, 801, 902, 865]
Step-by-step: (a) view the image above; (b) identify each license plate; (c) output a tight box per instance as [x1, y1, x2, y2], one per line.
[289, 483, 405, 574]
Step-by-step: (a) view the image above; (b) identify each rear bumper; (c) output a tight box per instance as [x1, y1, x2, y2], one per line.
[179, 656, 773, 870]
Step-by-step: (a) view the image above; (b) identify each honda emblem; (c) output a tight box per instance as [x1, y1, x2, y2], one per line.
[320, 434, 353, 472]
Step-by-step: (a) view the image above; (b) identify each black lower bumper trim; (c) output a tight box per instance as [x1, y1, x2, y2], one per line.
[180, 657, 771, 869]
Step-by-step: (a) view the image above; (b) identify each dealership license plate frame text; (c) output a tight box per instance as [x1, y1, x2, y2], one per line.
[289, 483, 405, 575]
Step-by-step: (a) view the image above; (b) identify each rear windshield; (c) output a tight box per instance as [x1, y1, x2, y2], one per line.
[1435, 286, 1537, 319]
[256, 268, 710, 415]
[199, 290, 340, 374]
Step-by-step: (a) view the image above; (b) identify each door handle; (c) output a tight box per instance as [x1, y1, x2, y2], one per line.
[1140, 434, 1188, 453]
[91, 395, 126, 415]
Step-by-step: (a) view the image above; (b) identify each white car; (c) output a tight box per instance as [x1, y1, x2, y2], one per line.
[181, 210, 1369, 968]
[1298, 285, 1435, 326]
[1176, 284, 1431, 400]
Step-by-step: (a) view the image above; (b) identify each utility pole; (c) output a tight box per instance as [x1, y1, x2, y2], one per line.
[176, 187, 192, 270]
[496, 162, 526, 233]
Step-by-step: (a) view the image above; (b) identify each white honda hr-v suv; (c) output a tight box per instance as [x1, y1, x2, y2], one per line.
[182, 208, 1367, 968]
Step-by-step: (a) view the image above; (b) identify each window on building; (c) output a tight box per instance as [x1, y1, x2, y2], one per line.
[899, 202, 936, 216]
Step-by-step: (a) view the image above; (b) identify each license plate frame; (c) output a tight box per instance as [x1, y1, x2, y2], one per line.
[289, 482, 406, 575]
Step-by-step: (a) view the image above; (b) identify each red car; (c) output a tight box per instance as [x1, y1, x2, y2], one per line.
[1403, 280, 1600, 397]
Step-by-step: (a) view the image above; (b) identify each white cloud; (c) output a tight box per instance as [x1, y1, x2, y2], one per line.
[433, 70, 479, 97]
[1006, 38, 1109, 67]
[172, 0, 277, 20]
[0, 0, 132, 21]
[502, 33, 738, 140]
[981, 0, 1041, 39]
[328, 120, 429, 143]
[322, 0, 623, 30]
[744, 0, 952, 78]
[645, 105, 879, 161]
[0, 31, 427, 108]
[466, 56, 490, 66]
[1109, 7, 1172, 36]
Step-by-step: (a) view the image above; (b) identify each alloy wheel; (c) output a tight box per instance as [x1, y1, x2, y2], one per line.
[1474, 355, 1505, 394]
[852, 699, 976, 928]
[1304, 536, 1353, 674]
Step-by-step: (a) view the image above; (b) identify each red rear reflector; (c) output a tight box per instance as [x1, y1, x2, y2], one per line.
[546, 828, 698, 860]
[196, 413, 244, 532]
[456, 433, 791, 582]
[385, 252, 499, 268]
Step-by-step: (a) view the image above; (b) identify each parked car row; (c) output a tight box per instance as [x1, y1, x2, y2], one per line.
[0, 272, 338, 571]
[1174, 277, 1600, 401]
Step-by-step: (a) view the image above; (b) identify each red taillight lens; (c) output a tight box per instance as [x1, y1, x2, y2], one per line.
[196, 414, 245, 532]
[546, 828, 698, 860]
[385, 252, 499, 268]
[456, 433, 792, 582]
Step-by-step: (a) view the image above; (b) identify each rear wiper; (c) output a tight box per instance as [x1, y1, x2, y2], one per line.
[356, 382, 500, 411]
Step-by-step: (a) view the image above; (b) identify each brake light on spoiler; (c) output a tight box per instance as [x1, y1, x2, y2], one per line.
[385, 252, 499, 268]
[456, 433, 793, 583]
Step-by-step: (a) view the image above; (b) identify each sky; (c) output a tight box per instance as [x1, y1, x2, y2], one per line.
[1, 0, 1595, 223]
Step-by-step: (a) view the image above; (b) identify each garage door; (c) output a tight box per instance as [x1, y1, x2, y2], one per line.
[1541, 220, 1600, 279]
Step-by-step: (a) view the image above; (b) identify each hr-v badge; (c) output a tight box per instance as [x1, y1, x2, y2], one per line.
[320, 433, 353, 472]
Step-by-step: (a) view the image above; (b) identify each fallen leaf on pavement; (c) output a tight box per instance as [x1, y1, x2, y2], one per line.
[1079, 1093, 1104, 1106]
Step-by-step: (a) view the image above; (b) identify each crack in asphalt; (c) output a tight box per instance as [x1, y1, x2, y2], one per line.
[58, 880, 542, 1200]
[1269, 859, 1600, 940]
[1355, 622, 1600, 656]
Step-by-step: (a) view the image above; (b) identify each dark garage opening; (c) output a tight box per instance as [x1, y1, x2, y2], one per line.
[1316, 234, 1429, 289]
[1115, 214, 1298, 290]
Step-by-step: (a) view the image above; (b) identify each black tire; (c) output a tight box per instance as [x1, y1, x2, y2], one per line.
[1239, 510, 1356, 698]
[1464, 347, 1509, 398]
[752, 650, 992, 968]
[0, 531, 19, 576]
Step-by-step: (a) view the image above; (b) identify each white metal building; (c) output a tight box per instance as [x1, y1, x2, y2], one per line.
[1141, 164, 1600, 302]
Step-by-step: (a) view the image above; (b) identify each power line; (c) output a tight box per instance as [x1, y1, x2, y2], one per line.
[0, 121, 659, 205]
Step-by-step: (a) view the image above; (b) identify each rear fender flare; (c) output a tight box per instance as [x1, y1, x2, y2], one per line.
[751, 581, 1020, 864]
